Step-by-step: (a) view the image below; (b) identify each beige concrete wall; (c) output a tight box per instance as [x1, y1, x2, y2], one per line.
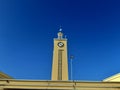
[103, 73, 120, 82]
[0, 80, 120, 90]
[52, 39, 68, 80]
[0, 72, 12, 79]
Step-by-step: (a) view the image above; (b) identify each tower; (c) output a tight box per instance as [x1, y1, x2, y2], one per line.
[51, 28, 68, 80]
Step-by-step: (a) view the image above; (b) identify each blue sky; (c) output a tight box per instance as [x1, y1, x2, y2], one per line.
[0, 0, 120, 81]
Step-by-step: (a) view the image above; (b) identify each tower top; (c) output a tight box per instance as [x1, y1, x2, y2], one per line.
[57, 28, 63, 39]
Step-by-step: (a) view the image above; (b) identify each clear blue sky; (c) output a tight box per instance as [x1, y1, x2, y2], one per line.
[0, 0, 120, 81]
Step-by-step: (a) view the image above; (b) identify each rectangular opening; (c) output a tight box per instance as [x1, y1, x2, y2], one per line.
[58, 50, 63, 80]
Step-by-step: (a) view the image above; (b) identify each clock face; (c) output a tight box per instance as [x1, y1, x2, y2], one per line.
[58, 42, 64, 47]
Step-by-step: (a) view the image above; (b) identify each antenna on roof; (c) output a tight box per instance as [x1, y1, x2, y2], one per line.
[59, 26, 62, 32]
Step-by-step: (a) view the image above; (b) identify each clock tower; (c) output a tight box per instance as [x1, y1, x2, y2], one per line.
[51, 28, 68, 80]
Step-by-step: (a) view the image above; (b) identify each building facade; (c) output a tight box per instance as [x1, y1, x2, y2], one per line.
[0, 29, 120, 90]
[52, 29, 68, 80]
